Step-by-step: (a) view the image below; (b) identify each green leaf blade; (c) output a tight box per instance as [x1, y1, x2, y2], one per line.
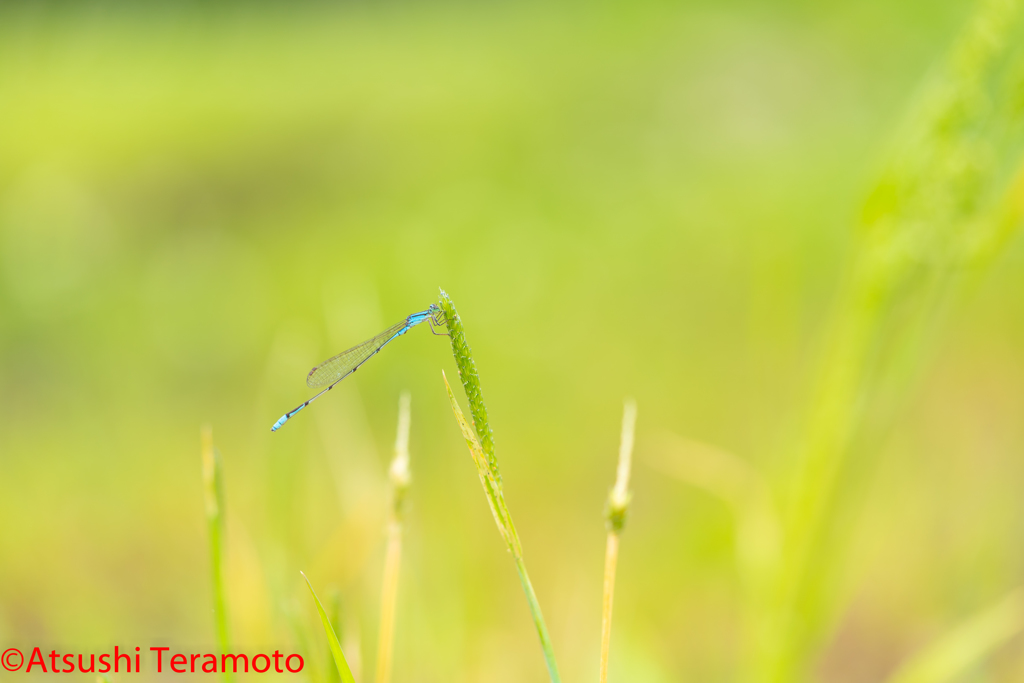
[301, 571, 357, 683]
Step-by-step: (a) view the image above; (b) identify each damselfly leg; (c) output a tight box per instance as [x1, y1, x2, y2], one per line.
[428, 308, 449, 336]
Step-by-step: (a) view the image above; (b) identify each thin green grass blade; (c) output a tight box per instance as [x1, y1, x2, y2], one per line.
[327, 589, 343, 683]
[884, 588, 1024, 683]
[286, 599, 324, 683]
[301, 571, 356, 683]
[200, 426, 232, 683]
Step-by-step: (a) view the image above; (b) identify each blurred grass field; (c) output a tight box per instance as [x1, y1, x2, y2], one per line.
[3, 1, 1024, 681]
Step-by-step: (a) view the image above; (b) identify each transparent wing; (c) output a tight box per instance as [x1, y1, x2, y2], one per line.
[306, 320, 408, 388]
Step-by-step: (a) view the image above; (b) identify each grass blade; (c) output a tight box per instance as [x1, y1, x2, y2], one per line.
[884, 588, 1024, 683]
[302, 571, 357, 683]
[327, 589, 343, 683]
[200, 425, 232, 683]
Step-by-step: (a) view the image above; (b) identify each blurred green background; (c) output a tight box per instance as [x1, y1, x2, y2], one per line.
[3, 1, 1024, 681]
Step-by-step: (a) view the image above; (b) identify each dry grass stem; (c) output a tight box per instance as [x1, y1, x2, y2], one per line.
[600, 398, 637, 683]
[375, 392, 412, 683]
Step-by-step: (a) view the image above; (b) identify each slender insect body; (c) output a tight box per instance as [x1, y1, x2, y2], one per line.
[271, 304, 443, 432]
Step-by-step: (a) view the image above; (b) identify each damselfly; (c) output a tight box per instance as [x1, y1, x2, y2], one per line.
[271, 304, 446, 431]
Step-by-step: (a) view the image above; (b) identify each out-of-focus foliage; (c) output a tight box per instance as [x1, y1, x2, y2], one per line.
[3, 1, 1024, 681]
[885, 588, 1024, 683]
[761, 1, 1024, 680]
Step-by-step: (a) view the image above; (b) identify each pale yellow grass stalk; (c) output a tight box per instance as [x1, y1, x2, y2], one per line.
[600, 399, 637, 683]
[375, 392, 411, 683]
